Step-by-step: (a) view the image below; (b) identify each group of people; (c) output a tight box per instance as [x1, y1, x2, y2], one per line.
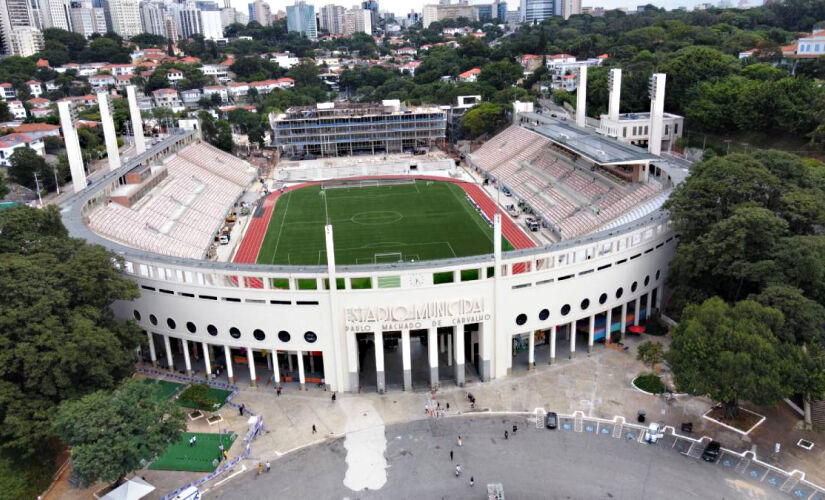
[450, 435, 474, 487]
[425, 399, 450, 419]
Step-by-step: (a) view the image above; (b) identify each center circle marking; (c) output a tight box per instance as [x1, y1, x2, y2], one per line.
[351, 211, 403, 225]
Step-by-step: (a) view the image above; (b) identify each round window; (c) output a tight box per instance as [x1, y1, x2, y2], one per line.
[538, 309, 550, 321]
[207, 324, 218, 336]
[278, 330, 291, 342]
[186, 322, 197, 333]
[656, 269, 661, 280]
[599, 293, 608, 305]
[561, 304, 571, 316]
[253, 329, 265, 341]
[229, 327, 241, 339]
[304, 331, 318, 343]
[581, 298, 590, 310]
[149, 314, 157, 326]
[631, 281, 638, 292]
[166, 318, 176, 330]
[644, 275, 650, 286]
[616, 287, 624, 299]
[515, 313, 527, 326]
[133, 310, 141, 321]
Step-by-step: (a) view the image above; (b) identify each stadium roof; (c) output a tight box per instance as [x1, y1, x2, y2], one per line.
[520, 113, 657, 166]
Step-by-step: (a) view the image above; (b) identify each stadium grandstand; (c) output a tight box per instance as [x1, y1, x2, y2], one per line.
[467, 115, 676, 241]
[87, 141, 256, 260]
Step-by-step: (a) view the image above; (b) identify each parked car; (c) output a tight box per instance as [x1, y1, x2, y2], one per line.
[545, 412, 558, 429]
[701, 441, 721, 462]
[644, 422, 664, 443]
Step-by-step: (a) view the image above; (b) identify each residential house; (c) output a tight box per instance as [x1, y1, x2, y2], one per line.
[0, 133, 44, 167]
[0, 84, 17, 100]
[797, 30, 825, 58]
[180, 89, 203, 107]
[267, 52, 299, 69]
[12, 123, 61, 139]
[167, 69, 184, 84]
[26, 80, 43, 98]
[89, 74, 116, 92]
[152, 88, 184, 111]
[227, 82, 249, 99]
[458, 68, 481, 83]
[401, 61, 421, 76]
[203, 85, 229, 102]
[7, 101, 26, 119]
[27, 97, 53, 118]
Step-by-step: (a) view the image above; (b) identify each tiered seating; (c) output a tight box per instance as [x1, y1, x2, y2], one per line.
[469, 126, 544, 172]
[88, 141, 254, 259]
[563, 170, 608, 201]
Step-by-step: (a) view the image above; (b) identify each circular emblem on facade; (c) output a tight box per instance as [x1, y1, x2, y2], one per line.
[304, 331, 317, 343]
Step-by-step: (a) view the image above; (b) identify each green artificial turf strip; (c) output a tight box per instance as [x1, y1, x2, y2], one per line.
[140, 378, 185, 403]
[174, 387, 233, 411]
[149, 432, 236, 472]
[257, 181, 510, 265]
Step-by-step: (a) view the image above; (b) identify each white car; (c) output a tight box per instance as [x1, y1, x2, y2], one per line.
[644, 422, 664, 444]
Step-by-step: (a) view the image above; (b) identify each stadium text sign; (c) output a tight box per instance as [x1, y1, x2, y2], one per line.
[344, 298, 490, 332]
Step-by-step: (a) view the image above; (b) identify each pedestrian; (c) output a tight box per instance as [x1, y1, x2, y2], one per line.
[450, 450, 453, 461]
[265, 461, 271, 472]
[470, 476, 474, 487]
[457, 436, 462, 447]
[455, 464, 462, 477]
[331, 392, 336, 403]
[437, 402, 440, 410]
[239, 404, 245, 416]
[257, 462, 263, 476]
[504, 430, 509, 440]
[512, 424, 517, 434]
[276, 386, 281, 397]
[222, 449, 228, 461]
[312, 424, 317, 434]
[446, 402, 450, 411]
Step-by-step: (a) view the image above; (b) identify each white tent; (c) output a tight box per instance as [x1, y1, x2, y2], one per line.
[100, 477, 156, 500]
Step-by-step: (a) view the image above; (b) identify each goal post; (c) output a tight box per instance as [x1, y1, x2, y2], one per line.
[374, 252, 403, 263]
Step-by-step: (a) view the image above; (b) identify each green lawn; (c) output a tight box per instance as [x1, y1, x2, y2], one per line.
[149, 432, 236, 472]
[174, 386, 233, 411]
[140, 378, 185, 403]
[257, 180, 510, 265]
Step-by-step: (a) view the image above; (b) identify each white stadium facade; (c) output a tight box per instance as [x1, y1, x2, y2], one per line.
[60, 77, 687, 394]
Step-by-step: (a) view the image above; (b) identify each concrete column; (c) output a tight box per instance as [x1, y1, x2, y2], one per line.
[181, 339, 192, 375]
[569, 322, 575, 359]
[57, 101, 87, 193]
[272, 352, 280, 384]
[147, 331, 157, 367]
[346, 332, 358, 392]
[323, 224, 343, 392]
[401, 329, 412, 391]
[634, 297, 641, 326]
[288, 354, 293, 371]
[549, 326, 556, 364]
[480, 321, 492, 381]
[620, 302, 628, 341]
[446, 332, 453, 367]
[248, 348, 257, 387]
[454, 327, 465, 386]
[656, 284, 664, 310]
[576, 65, 588, 128]
[605, 309, 612, 344]
[297, 351, 306, 390]
[608, 68, 622, 122]
[97, 92, 120, 171]
[428, 328, 438, 389]
[202, 342, 211, 377]
[126, 85, 146, 154]
[587, 315, 595, 354]
[224, 345, 234, 381]
[266, 351, 272, 370]
[163, 335, 174, 372]
[645, 292, 652, 322]
[648, 73, 666, 157]
[527, 331, 535, 370]
[374, 331, 385, 393]
[440, 332, 446, 353]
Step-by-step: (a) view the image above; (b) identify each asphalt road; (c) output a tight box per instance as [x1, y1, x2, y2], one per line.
[204, 415, 787, 500]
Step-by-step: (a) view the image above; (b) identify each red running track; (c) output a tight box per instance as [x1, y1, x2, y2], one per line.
[233, 176, 536, 275]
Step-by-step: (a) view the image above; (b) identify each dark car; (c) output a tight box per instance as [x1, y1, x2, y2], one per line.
[545, 412, 558, 429]
[701, 441, 721, 462]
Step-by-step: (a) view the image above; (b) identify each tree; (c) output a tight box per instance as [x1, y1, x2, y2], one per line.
[8, 148, 50, 190]
[666, 297, 797, 419]
[637, 341, 665, 370]
[0, 206, 141, 458]
[54, 379, 186, 485]
[0, 170, 8, 199]
[478, 60, 523, 89]
[461, 102, 507, 139]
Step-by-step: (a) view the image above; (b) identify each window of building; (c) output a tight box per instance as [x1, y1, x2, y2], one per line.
[253, 329, 265, 341]
[278, 330, 291, 342]
[304, 331, 317, 343]
[229, 327, 241, 339]
[149, 314, 157, 326]
[133, 310, 141, 321]
[581, 298, 590, 310]
[207, 324, 218, 336]
[561, 304, 571, 316]
[516, 313, 527, 326]
[186, 322, 196, 333]
[167, 318, 176, 330]
[631, 281, 638, 292]
[599, 293, 608, 305]
[616, 287, 624, 299]
[539, 309, 550, 321]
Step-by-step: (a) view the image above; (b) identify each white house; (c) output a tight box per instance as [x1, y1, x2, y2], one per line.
[203, 85, 228, 102]
[797, 29, 825, 58]
[0, 133, 44, 166]
[26, 80, 43, 98]
[7, 100, 26, 119]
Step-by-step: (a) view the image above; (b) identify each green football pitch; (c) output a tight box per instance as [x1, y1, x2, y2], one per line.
[149, 432, 236, 472]
[256, 180, 510, 265]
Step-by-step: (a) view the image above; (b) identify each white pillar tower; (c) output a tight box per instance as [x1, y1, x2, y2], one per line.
[576, 65, 588, 128]
[126, 85, 146, 155]
[58, 101, 87, 193]
[648, 73, 666, 156]
[97, 92, 121, 171]
[608, 68, 622, 122]
[324, 224, 343, 392]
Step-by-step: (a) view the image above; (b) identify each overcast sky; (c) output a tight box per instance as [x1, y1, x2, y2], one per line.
[230, 0, 763, 22]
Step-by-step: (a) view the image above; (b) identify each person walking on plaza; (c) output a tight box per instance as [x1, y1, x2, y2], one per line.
[239, 404, 245, 416]
[504, 430, 509, 440]
[457, 436, 462, 447]
[276, 386, 281, 397]
[312, 424, 317, 434]
[512, 424, 517, 435]
[265, 461, 271, 472]
[257, 462, 263, 476]
[222, 449, 228, 461]
[455, 464, 462, 477]
[470, 476, 474, 487]
[450, 450, 453, 461]
[331, 392, 336, 403]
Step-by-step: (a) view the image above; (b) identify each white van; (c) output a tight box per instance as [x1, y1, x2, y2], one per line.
[219, 234, 230, 245]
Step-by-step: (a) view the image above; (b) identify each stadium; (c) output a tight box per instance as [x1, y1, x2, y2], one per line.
[60, 83, 685, 394]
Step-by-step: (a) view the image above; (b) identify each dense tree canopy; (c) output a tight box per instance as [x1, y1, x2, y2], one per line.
[0, 207, 141, 458]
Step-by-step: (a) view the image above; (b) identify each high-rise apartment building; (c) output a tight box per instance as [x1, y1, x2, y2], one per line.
[319, 3, 344, 35]
[9, 25, 43, 54]
[422, 1, 479, 28]
[556, 0, 580, 19]
[69, 0, 106, 37]
[139, 0, 165, 36]
[38, 0, 71, 30]
[286, 0, 315, 39]
[361, 0, 377, 27]
[250, 0, 270, 26]
[199, 7, 221, 39]
[0, 0, 38, 54]
[102, 0, 141, 37]
[342, 5, 370, 36]
[520, 0, 553, 22]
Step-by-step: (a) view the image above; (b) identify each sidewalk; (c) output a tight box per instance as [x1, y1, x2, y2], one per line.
[49, 334, 825, 499]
